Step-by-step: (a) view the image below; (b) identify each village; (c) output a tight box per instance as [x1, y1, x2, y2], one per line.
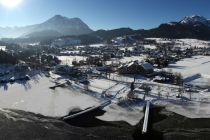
[1, 37, 210, 124]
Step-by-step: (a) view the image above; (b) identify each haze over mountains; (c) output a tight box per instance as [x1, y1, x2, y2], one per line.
[0, 15, 93, 38]
[1, 15, 210, 44]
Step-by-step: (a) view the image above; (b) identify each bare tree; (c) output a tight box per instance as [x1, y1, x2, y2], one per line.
[166, 92, 169, 99]
[141, 84, 151, 98]
[157, 85, 161, 99]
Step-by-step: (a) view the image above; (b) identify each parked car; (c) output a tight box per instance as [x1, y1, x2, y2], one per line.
[9, 77, 15, 83]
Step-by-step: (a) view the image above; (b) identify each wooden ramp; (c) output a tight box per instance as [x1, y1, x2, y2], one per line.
[142, 101, 150, 134]
[63, 100, 112, 120]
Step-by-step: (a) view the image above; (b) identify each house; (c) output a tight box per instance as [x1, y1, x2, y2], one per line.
[54, 65, 73, 75]
[15, 63, 31, 72]
[141, 62, 154, 74]
[51, 37, 81, 47]
[86, 56, 103, 66]
[118, 61, 153, 75]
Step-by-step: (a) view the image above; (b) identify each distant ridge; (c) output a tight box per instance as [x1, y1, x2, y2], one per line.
[0, 15, 93, 38]
[88, 15, 210, 41]
[2, 15, 210, 44]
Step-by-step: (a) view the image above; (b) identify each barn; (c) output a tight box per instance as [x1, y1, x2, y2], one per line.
[118, 61, 153, 75]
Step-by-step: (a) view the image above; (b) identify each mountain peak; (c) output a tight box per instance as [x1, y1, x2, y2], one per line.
[47, 15, 69, 22]
[52, 15, 63, 18]
[39, 15, 93, 36]
[45, 15, 84, 25]
[53, 14, 63, 18]
[180, 15, 209, 26]
[50, 15, 81, 21]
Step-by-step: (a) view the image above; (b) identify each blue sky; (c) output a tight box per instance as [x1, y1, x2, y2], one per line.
[0, 0, 210, 30]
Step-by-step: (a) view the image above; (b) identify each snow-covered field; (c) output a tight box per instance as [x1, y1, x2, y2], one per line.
[60, 50, 80, 55]
[119, 47, 134, 51]
[0, 71, 143, 125]
[100, 72, 210, 120]
[146, 38, 172, 44]
[146, 38, 210, 49]
[178, 39, 210, 48]
[165, 55, 210, 88]
[88, 74, 210, 122]
[166, 55, 210, 77]
[106, 55, 146, 65]
[1, 69, 210, 125]
[144, 45, 157, 49]
[89, 44, 106, 48]
[120, 56, 146, 63]
[0, 46, 6, 51]
[0, 74, 100, 117]
[58, 56, 87, 65]
[2, 55, 210, 126]
[88, 78, 143, 125]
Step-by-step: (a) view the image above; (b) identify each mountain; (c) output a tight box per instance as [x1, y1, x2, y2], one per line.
[2, 15, 210, 45]
[143, 15, 210, 40]
[90, 28, 137, 40]
[32, 15, 93, 36]
[180, 15, 210, 27]
[88, 15, 210, 41]
[0, 15, 93, 38]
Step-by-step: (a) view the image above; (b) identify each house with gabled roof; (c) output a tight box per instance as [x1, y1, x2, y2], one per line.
[118, 61, 153, 75]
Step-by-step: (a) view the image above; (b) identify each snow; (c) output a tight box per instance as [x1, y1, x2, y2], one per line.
[165, 55, 210, 77]
[89, 78, 118, 93]
[146, 38, 210, 49]
[60, 50, 80, 55]
[89, 44, 106, 48]
[98, 104, 143, 125]
[0, 74, 100, 117]
[0, 46, 6, 51]
[2, 54, 210, 125]
[87, 77, 144, 125]
[105, 72, 210, 120]
[119, 47, 134, 51]
[177, 39, 210, 48]
[0, 69, 144, 125]
[58, 56, 87, 65]
[120, 56, 146, 63]
[146, 38, 172, 44]
[144, 45, 156, 49]
[141, 62, 153, 70]
[165, 55, 210, 88]
[166, 22, 177, 26]
[158, 101, 210, 118]
[180, 15, 210, 27]
[106, 55, 146, 65]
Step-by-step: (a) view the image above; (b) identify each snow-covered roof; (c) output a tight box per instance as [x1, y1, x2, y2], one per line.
[118, 61, 153, 71]
[141, 62, 153, 70]
[15, 62, 28, 67]
[55, 64, 73, 70]
[127, 61, 135, 67]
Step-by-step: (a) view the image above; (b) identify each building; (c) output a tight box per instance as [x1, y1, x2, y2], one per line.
[15, 63, 31, 72]
[51, 37, 81, 47]
[54, 65, 73, 75]
[118, 61, 153, 75]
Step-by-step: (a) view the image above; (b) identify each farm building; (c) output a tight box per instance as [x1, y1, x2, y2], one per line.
[118, 61, 153, 75]
[15, 63, 31, 72]
[54, 65, 73, 75]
